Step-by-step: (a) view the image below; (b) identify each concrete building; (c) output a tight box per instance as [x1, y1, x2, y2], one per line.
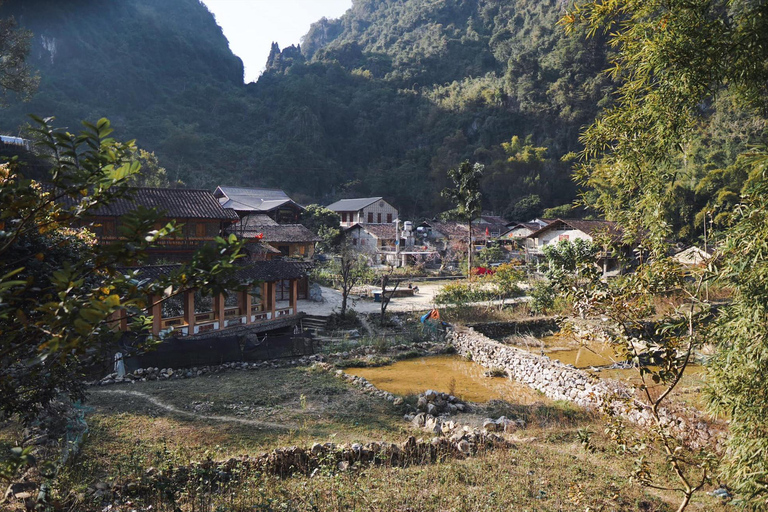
[326, 197, 398, 227]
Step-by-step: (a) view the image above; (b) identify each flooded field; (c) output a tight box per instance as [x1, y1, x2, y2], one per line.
[513, 334, 624, 369]
[345, 355, 550, 404]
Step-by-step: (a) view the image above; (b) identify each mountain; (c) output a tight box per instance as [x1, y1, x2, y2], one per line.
[0, 0, 614, 220]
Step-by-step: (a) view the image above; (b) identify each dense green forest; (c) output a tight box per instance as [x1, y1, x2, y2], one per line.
[0, 0, 764, 239]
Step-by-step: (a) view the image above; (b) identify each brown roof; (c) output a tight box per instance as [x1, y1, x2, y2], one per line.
[345, 223, 397, 240]
[527, 219, 622, 240]
[91, 188, 239, 220]
[424, 221, 468, 239]
[120, 260, 312, 284]
[229, 224, 321, 243]
[226, 214, 320, 243]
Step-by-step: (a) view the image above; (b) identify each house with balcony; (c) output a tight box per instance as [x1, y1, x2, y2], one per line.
[86, 187, 239, 262]
[114, 260, 311, 337]
[327, 197, 398, 227]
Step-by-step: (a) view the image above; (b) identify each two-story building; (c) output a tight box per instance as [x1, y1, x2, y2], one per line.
[87, 187, 239, 262]
[79, 187, 313, 338]
[525, 218, 625, 276]
[213, 186, 304, 224]
[327, 197, 398, 227]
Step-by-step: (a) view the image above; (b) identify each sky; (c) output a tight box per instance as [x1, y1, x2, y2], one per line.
[201, 0, 353, 83]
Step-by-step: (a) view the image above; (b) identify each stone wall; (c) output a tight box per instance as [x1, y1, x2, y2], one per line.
[447, 327, 723, 450]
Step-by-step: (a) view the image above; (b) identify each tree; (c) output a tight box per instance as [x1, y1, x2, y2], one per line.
[299, 204, 342, 252]
[442, 160, 483, 278]
[564, 0, 768, 507]
[0, 2, 38, 104]
[706, 157, 768, 510]
[330, 242, 371, 316]
[0, 117, 243, 430]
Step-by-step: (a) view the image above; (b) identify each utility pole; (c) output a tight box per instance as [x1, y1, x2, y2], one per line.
[395, 218, 400, 268]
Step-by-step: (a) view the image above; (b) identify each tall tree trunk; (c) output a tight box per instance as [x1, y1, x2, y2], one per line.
[341, 292, 347, 316]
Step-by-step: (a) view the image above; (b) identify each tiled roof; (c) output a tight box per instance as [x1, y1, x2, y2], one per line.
[214, 186, 301, 212]
[236, 214, 279, 227]
[120, 260, 312, 284]
[345, 223, 397, 240]
[241, 224, 321, 243]
[424, 221, 469, 239]
[527, 219, 622, 240]
[327, 197, 384, 212]
[91, 188, 238, 220]
[227, 214, 320, 243]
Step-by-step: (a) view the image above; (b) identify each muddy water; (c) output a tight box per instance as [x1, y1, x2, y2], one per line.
[345, 355, 549, 404]
[517, 335, 623, 369]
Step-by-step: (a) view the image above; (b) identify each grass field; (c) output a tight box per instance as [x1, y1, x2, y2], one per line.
[33, 364, 731, 512]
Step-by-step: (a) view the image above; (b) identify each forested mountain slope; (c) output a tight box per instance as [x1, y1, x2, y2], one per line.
[0, 0, 647, 220]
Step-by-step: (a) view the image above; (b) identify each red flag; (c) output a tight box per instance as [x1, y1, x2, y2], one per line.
[485, 227, 490, 237]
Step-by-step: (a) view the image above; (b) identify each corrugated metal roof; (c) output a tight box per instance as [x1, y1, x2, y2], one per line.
[91, 188, 239, 220]
[326, 197, 384, 211]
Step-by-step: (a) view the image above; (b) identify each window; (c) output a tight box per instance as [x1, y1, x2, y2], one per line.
[368, 212, 374, 223]
[352, 238, 357, 245]
[377, 213, 382, 223]
[197, 223, 207, 238]
[387, 213, 392, 223]
[558, 234, 570, 242]
[278, 245, 290, 256]
[342, 212, 347, 223]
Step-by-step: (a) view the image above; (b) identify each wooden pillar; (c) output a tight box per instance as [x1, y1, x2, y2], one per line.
[290, 278, 298, 314]
[109, 309, 128, 332]
[183, 289, 196, 333]
[214, 293, 225, 329]
[261, 282, 267, 311]
[268, 281, 277, 318]
[240, 287, 252, 324]
[149, 295, 162, 336]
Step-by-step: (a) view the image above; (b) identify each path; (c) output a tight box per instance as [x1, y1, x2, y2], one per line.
[296, 282, 530, 317]
[92, 389, 297, 430]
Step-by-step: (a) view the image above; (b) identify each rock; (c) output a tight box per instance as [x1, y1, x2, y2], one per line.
[311, 443, 323, 455]
[424, 390, 438, 402]
[309, 283, 324, 302]
[411, 413, 426, 428]
[337, 461, 350, 472]
[457, 440, 470, 454]
[417, 396, 428, 410]
[393, 397, 404, 406]
[483, 419, 500, 432]
[426, 403, 437, 416]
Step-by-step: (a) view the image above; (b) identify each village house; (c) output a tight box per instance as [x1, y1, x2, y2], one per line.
[525, 218, 626, 276]
[116, 260, 311, 337]
[672, 246, 713, 266]
[226, 214, 320, 300]
[78, 187, 312, 337]
[500, 219, 551, 240]
[327, 197, 398, 227]
[85, 187, 240, 262]
[346, 222, 436, 266]
[213, 186, 304, 224]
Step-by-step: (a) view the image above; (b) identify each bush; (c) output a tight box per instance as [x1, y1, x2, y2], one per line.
[530, 280, 556, 314]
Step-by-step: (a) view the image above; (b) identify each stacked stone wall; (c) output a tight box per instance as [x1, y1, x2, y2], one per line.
[447, 327, 723, 450]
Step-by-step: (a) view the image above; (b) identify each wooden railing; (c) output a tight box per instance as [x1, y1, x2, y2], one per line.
[158, 306, 297, 334]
